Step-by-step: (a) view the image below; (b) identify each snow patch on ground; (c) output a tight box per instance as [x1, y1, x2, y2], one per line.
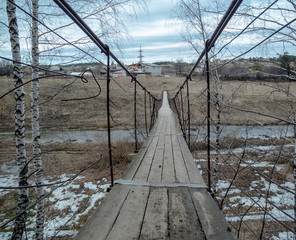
[0, 173, 110, 239]
[0, 175, 18, 197]
[196, 144, 294, 155]
[195, 150, 294, 239]
[271, 231, 294, 240]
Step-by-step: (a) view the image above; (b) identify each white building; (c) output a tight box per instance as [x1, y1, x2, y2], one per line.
[127, 63, 162, 76]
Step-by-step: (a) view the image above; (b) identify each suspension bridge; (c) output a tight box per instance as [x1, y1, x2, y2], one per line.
[75, 91, 235, 239]
[1, 0, 295, 239]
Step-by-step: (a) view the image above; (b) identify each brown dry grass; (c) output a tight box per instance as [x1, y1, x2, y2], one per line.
[1, 75, 296, 131]
[0, 139, 135, 183]
[185, 79, 296, 125]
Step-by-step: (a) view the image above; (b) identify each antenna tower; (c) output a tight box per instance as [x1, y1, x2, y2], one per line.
[138, 46, 144, 63]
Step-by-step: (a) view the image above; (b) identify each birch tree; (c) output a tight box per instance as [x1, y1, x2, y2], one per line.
[31, 0, 44, 239]
[6, 0, 29, 239]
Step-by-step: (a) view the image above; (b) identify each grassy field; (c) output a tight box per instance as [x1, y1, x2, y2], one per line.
[1, 75, 296, 131]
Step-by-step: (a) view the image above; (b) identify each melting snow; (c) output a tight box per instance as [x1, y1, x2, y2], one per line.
[0, 173, 110, 239]
[272, 232, 294, 240]
[0, 175, 18, 197]
[195, 149, 295, 239]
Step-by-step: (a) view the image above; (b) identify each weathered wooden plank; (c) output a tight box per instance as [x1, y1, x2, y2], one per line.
[75, 185, 131, 240]
[168, 188, 205, 240]
[133, 117, 166, 182]
[190, 189, 236, 240]
[122, 116, 163, 180]
[147, 114, 167, 182]
[140, 188, 169, 240]
[168, 111, 190, 183]
[106, 186, 150, 240]
[147, 147, 164, 183]
[133, 136, 159, 182]
[171, 133, 190, 183]
[162, 119, 176, 183]
[177, 134, 206, 185]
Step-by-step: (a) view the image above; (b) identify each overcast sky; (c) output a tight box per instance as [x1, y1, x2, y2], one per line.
[114, 0, 193, 64]
[114, 0, 296, 65]
[0, 0, 295, 66]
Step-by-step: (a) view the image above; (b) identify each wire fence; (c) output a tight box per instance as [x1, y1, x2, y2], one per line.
[0, 0, 161, 238]
[172, 0, 296, 239]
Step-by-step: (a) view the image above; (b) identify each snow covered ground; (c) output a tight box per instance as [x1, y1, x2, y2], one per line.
[0, 162, 110, 239]
[195, 144, 295, 239]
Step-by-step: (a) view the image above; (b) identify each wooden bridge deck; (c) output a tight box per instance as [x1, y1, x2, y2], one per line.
[75, 91, 236, 240]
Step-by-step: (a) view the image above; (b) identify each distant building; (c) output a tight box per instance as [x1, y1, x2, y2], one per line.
[193, 65, 204, 74]
[112, 70, 126, 77]
[49, 65, 60, 72]
[127, 63, 162, 76]
[144, 63, 162, 76]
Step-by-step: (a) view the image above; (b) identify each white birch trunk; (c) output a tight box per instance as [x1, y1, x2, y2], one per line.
[213, 67, 222, 196]
[31, 0, 44, 239]
[7, 0, 29, 239]
[213, 91, 220, 195]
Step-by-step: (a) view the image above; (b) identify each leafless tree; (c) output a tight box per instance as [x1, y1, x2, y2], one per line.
[30, 0, 45, 239]
[6, 0, 29, 239]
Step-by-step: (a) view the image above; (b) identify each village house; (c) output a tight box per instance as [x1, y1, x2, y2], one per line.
[127, 63, 162, 76]
[112, 69, 127, 77]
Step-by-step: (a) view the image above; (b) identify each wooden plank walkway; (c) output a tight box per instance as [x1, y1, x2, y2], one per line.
[75, 91, 236, 240]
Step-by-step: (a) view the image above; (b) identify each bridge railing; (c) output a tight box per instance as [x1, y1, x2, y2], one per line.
[0, 1, 161, 238]
[170, 0, 296, 239]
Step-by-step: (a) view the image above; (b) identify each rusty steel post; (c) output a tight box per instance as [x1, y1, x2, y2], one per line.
[144, 91, 148, 137]
[151, 98, 155, 127]
[152, 98, 156, 127]
[186, 79, 191, 147]
[134, 78, 138, 152]
[206, 39, 211, 193]
[148, 94, 152, 130]
[175, 95, 184, 135]
[180, 89, 185, 137]
[106, 45, 114, 187]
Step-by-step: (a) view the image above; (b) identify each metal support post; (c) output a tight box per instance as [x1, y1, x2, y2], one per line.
[186, 79, 191, 147]
[152, 98, 156, 126]
[106, 45, 114, 187]
[149, 95, 152, 130]
[206, 39, 211, 193]
[134, 79, 138, 152]
[180, 90, 185, 139]
[175, 95, 183, 134]
[144, 91, 148, 137]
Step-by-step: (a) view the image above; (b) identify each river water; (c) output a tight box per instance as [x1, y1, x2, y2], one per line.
[0, 129, 145, 143]
[191, 124, 295, 141]
[0, 125, 294, 144]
